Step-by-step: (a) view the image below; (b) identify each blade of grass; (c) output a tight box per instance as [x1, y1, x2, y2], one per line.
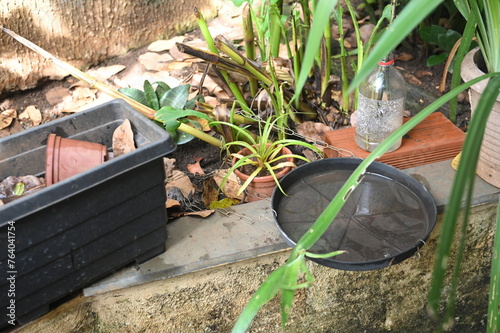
[194, 7, 248, 108]
[293, 0, 339, 101]
[427, 75, 500, 324]
[488, 199, 500, 332]
[448, 9, 477, 123]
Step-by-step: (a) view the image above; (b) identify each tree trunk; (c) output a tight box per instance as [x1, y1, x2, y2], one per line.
[0, 0, 224, 94]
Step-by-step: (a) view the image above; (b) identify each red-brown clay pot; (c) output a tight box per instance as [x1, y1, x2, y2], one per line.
[232, 145, 294, 202]
[45, 133, 108, 185]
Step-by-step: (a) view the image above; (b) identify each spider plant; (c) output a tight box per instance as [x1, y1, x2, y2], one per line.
[214, 112, 322, 197]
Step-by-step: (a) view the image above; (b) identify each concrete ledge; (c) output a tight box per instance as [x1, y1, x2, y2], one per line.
[84, 158, 499, 296]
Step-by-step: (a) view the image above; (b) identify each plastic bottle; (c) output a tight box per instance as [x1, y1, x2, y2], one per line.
[354, 55, 406, 152]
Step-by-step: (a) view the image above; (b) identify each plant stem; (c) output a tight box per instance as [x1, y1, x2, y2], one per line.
[270, 0, 283, 58]
[215, 36, 273, 86]
[321, 15, 332, 98]
[194, 7, 249, 108]
[334, 6, 350, 112]
[242, 4, 259, 97]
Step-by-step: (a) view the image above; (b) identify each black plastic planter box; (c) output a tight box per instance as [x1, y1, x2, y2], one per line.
[0, 99, 176, 328]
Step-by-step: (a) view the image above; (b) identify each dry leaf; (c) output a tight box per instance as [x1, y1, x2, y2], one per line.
[416, 70, 433, 78]
[164, 158, 176, 178]
[295, 121, 331, 143]
[72, 86, 97, 100]
[182, 210, 215, 218]
[45, 86, 70, 105]
[0, 109, 16, 130]
[148, 37, 185, 52]
[166, 170, 195, 198]
[344, 36, 356, 49]
[203, 96, 220, 108]
[58, 86, 98, 113]
[396, 53, 414, 62]
[87, 65, 126, 81]
[19, 106, 42, 126]
[166, 198, 181, 209]
[213, 169, 243, 200]
[190, 74, 219, 94]
[202, 178, 219, 209]
[404, 73, 423, 86]
[359, 24, 375, 44]
[303, 148, 320, 162]
[138, 52, 174, 71]
[112, 119, 136, 157]
[187, 157, 205, 175]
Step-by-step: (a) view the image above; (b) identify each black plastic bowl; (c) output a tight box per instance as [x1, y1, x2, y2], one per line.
[272, 158, 437, 271]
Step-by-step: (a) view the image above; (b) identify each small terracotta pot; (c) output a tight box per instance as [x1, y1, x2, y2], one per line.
[232, 145, 294, 202]
[45, 133, 108, 186]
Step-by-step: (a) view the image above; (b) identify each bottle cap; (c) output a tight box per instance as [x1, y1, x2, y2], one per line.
[378, 58, 395, 66]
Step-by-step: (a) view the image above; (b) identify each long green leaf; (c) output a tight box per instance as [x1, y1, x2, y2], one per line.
[293, 0, 339, 100]
[483, 0, 500, 72]
[155, 106, 212, 124]
[280, 256, 302, 326]
[349, 0, 443, 93]
[144, 80, 160, 111]
[231, 265, 285, 333]
[117, 87, 147, 106]
[159, 84, 190, 109]
[427, 75, 500, 326]
[488, 199, 500, 332]
[449, 7, 478, 123]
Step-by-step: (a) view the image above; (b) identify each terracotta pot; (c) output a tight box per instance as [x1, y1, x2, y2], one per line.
[461, 47, 500, 188]
[45, 133, 108, 185]
[232, 145, 294, 202]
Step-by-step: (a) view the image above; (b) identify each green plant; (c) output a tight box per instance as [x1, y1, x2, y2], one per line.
[444, 0, 500, 122]
[214, 113, 322, 197]
[454, 0, 500, 73]
[332, 0, 394, 112]
[118, 81, 212, 145]
[419, 25, 462, 66]
[232, 0, 500, 332]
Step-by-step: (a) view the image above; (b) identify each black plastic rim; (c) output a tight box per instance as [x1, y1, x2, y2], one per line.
[272, 158, 437, 271]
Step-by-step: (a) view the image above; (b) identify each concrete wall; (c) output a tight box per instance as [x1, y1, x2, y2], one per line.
[17, 201, 496, 332]
[0, 0, 225, 94]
